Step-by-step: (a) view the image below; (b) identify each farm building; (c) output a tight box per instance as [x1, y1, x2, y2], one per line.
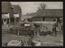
[2, 2, 22, 25]
[31, 9, 63, 22]
[30, 9, 63, 33]
[2, 2, 13, 25]
[11, 5, 22, 24]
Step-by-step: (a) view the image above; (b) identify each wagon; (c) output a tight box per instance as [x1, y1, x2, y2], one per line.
[8, 22, 35, 36]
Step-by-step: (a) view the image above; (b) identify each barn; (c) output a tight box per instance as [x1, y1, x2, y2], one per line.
[31, 9, 63, 22]
[2, 2, 22, 25]
[29, 9, 63, 35]
[11, 5, 22, 24]
[2, 2, 13, 25]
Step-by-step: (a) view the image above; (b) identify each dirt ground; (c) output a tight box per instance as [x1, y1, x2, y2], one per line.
[2, 24, 63, 47]
[32, 33, 63, 46]
[2, 30, 63, 47]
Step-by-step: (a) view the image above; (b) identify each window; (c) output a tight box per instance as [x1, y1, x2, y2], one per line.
[2, 13, 9, 19]
[43, 17, 45, 21]
[16, 17, 19, 22]
[2, 13, 10, 24]
[14, 14, 19, 18]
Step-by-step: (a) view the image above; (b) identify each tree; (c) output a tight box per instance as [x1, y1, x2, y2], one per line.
[37, 3, 46, 12]
[39, 3, 46, 9]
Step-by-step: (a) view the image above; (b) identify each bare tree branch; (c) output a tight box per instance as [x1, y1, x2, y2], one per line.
[37, 3, 46, 12]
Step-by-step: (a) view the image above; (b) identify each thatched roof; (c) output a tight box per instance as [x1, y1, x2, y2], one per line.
[33, 9, 63, 18]
[11, 5, 21, 14]
[2, 2, 12, 13]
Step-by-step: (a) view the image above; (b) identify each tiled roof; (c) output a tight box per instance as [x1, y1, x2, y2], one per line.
[33, 9, 63, 18]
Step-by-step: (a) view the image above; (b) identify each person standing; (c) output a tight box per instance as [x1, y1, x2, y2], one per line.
[53, 22, 58, 36]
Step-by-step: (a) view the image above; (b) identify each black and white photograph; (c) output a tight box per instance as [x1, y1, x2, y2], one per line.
[2, 2, 63, 47]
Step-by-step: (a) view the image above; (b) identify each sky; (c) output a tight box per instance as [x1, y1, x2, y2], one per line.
[11, 2, 63, 15]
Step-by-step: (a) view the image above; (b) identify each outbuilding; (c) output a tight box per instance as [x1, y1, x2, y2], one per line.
[2, 2, 13, 25]
[11, 5, 22, 24]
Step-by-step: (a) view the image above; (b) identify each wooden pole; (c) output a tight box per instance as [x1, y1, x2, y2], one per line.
[17, 28, 19, 36]
[9, 18, 10, 25]
[37, 28, 40, 37]
[3, 19, 4, 25]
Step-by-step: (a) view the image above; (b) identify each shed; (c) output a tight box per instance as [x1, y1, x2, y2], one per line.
[11, 5, 22, 19]
[31, 9, 63, 21]
[2, 2, 13, 25]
